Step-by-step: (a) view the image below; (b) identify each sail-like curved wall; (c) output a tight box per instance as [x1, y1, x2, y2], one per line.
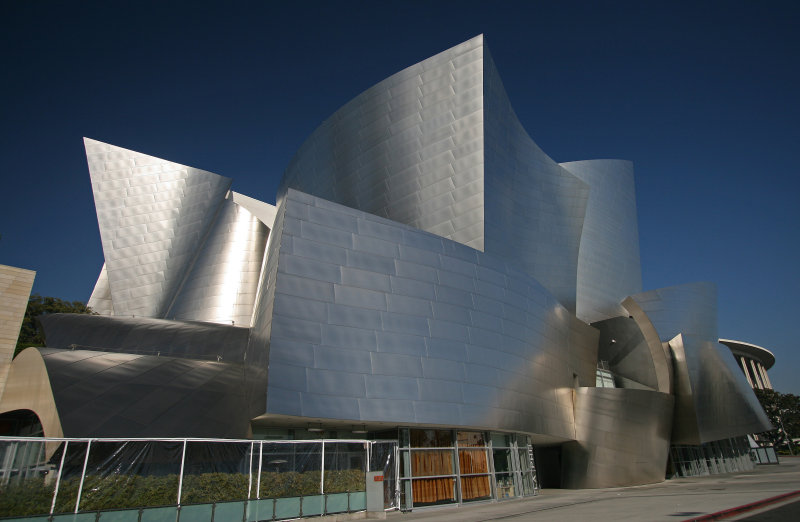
[254, 189, 598, 439]
[630, 283, 771, 443]
[561, 160, 642, 322]
[278, 36, 590, 311]
[279, 36, 487, 251]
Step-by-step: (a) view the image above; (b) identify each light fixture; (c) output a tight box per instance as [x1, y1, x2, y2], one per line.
[352, 424, 368, 434]
[307, 423, 324, 432]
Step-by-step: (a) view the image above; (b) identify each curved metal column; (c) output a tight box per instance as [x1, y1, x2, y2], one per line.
[562, 387, 673, 488]
[560, 160, 642, 323]
[168, 196, 269, 326]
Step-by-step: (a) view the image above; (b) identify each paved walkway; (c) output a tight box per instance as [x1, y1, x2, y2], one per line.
[384, 457, 800, 521]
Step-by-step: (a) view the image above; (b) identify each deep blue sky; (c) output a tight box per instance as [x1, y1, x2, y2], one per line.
[2, 1, 798, 393]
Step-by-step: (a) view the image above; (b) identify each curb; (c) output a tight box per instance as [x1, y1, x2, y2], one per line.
[682, 489, 800, 521]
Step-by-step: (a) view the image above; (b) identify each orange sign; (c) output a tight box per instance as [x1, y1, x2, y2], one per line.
[373, 475, 384, 481]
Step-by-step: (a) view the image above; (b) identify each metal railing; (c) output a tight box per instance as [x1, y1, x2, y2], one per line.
[0, 437, 398, 520]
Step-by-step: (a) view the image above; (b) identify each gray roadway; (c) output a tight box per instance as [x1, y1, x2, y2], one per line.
[384, 456, 800, 521]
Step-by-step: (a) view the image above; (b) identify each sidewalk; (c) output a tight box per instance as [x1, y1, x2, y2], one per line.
[385, 457, 800, 521]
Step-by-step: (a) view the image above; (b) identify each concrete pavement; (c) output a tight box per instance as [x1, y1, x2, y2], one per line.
[384, 456, 800, 521]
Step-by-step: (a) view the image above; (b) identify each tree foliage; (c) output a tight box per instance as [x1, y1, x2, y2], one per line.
[754, 388, 800, 453]
[14, 294, 94, 357]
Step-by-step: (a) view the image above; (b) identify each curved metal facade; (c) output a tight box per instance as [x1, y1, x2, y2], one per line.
[0, 36, 776, 494]
[483, 48, 589, 312]
[561, 160, 642, 323]
[279, 35, 487, 251]
[562, 388, 674, 488]
[168, 196, 269, 326]
[630, 283, 771, 443]
[85, 138, 232, 319]
[255, 189, 597, 439]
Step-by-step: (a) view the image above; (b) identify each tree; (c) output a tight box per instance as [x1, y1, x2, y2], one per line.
[14, 294, 95, 357]
[754, 389, 800, 454]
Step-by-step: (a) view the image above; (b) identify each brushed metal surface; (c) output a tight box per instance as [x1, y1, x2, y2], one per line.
[483, 47, 589, 312]
[87, 263, 113, 315]
[560, 160, 642, 323]
[279, 35, 486, 251]
[167, 195, 269, 327]
[562, 387, 674, 488]
[25, 348, 251, 438]
[38, 313, 250, 362]
[631, 283, 772, 443]
[254, 189, 598, 440]
[85, 137, 232, 319]
[277, 36, 592, 312]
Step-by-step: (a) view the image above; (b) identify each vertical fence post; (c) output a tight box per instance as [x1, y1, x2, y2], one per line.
[256, 441, 263, 499]
[320, 440, 325, 496]
[248, 441, 254, 499]
[75, 439, 92, 514]
[177, 439, 188, 507]
[50, 440, 68, 515]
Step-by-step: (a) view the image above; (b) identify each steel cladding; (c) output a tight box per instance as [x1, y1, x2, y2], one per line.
[0, 35, 774, 491]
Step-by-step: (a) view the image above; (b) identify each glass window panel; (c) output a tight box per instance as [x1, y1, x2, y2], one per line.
[460, 475, 491, 502]
[490, 433, 513, 448]
[325, 492, 349, 514]
[495, 473, 516, 499]
[400, 450, 411, 478]
[517, 449, 531, 472]
[140, 506, 178, 522]
[456, 431, 485, 447]
[458, 449, 489, 474]
[350, 491, 366, 511]
[370, 441, 398, 509]
[410, 429, 452, 448]
[492, 448, 512, 473]
[303, 494, 324, 516]
[519, 472, 535, 496]
[410, 450, 453, 477]
[411, 478, 455, 506]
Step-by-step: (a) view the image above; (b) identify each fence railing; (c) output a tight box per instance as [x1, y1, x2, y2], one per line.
[0, 437, 398, 520]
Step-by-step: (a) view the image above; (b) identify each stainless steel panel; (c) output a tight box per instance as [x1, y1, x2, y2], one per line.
[630, 283, 772, 443]
[19, 348, 252, 438]
[84, 138, 232, 318]
[168, 195, 269, 327]
[562, 387, 674, 488]
[560, 160, 642, 323]
[39, 313, 250, 362]
[86, 263, 113, 315]
[259, 189, 598, 440]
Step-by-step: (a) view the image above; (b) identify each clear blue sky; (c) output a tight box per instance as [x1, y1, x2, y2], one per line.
[2, 1, 798, 393]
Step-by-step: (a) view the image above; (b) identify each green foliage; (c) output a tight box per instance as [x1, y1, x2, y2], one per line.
[323, 469, 365, 494]
[754, 389, 800, 454]
[0, 476, 56, 516]
[15, 294, 95, 357]
[182, 472, 248, 504]
[0, 469, 365, 517]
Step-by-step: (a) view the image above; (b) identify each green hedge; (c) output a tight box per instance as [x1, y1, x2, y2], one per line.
[0, 469, 365, 517]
